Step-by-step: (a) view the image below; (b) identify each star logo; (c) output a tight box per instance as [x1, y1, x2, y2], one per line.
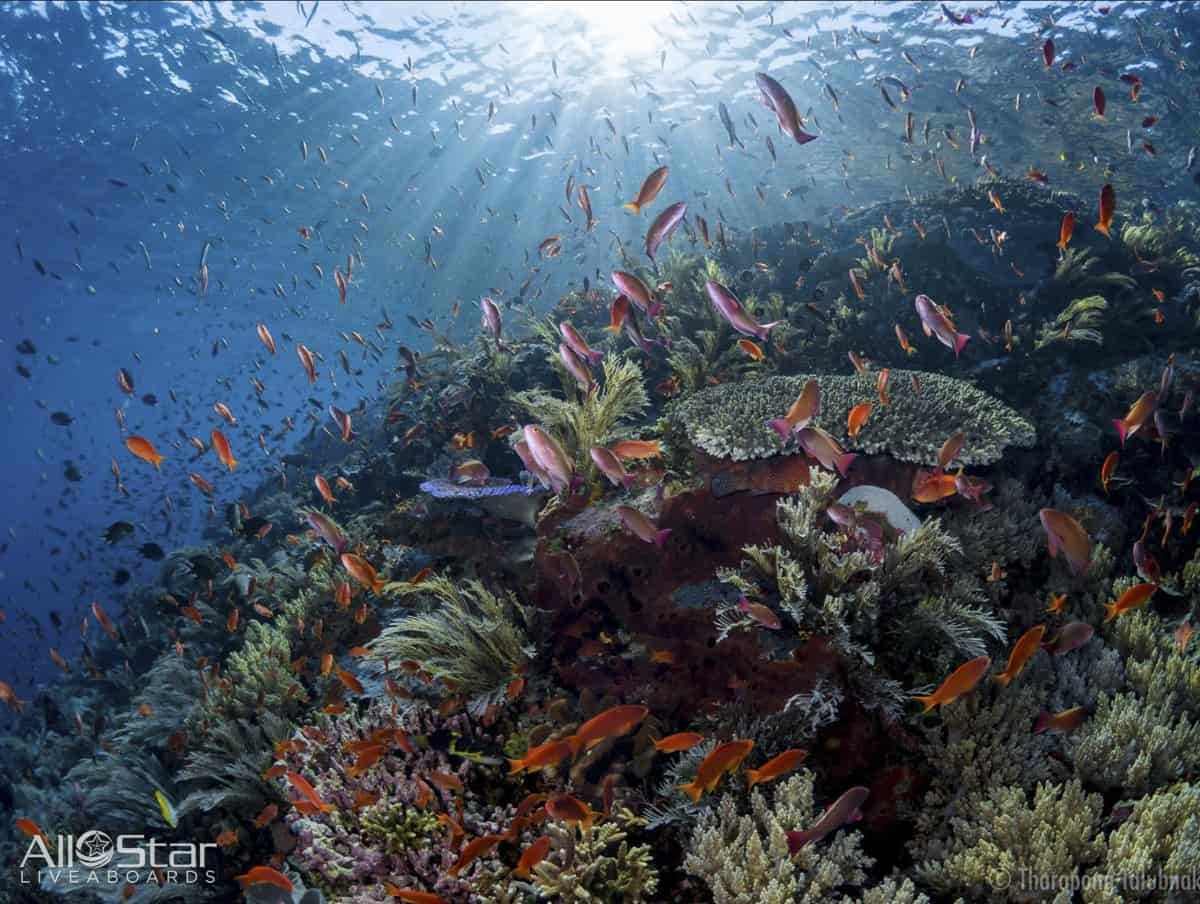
[75, 830, 114, 869]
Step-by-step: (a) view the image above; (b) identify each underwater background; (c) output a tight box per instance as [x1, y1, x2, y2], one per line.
[3, 0, 1200, 901]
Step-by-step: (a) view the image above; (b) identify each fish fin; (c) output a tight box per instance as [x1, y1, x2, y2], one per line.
[586, 350, 604, 364]
[1095, 222, 1111, 237]
[836, 453, 858, 477]
[745, 769, 760, 789]
[1103, 602, 1119, 623]
[621, 475, 638, 491]
[1113, 419, 1128, 446]
[676, 781, 703, 803]
[756, 321, 782, 340]
[912, 694, 937, 713]
[1032, 712, 1050, 734]
[506, 758, 525, 776]
[953, 332, 970, 357]
[767, 418, 793, 443]
[622, 202, 641, 215]
[993, 672, 1012, 688]
[655, 528, 672, 548]
[647, 301, 664, 319]
[786, 829, 810, 854]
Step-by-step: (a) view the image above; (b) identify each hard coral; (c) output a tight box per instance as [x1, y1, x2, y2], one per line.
[532, 807, 659, 903]
[666, 371, 1035, 465]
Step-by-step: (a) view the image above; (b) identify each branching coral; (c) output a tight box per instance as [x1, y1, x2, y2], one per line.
[666, 371, 1035, 464]
[684, 771, 872, 904]
[532, 807, 659, 903]
[915, 779, 1105, 903]
[1097, 782, 1200, 902]
[366, 574, 531, 706]
[510, 354, 650, 474]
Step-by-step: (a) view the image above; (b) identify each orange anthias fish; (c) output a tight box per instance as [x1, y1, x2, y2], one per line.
[913, 656, 991, 712]
[911, 469, 958, 504]
[447, 833, 505, 877]
[994, 624, 1046, 687]
[745, 748, 808, 789]
[91, 600, 119, 640]
[384, 886, 448, 904]
[508, 738, 573, 775]
[1095, 183, 1116, 237]
[652, 732, 704, 753]
[767, 378, 820, 441]
[1046, 593, 1068, 615]
[1103, 582, 1157, 623]
[545, 793, 596, 832]
[1039, 508, 1092, 575]
[623, 165, 668, 215]
[937, 431, 966, 470]
[1175, 621, 1194, 651]
[737, 338, 765, 361]
[285, 772, 334, 813]
[846, 402, 873, 438]
[211, 429, 238, 471]
[256, 323, 276, 354]
[1033, 706, 1087, 735]
[609, 439, 661, 460]
[15, 818, 48, 843]
[236, 866, 293, 892]
[340, 553, 386, 595]
[513, 835, 553, 879]
[124, 435, 165, 470]
[605, 294, 630, 333]
[678, 739, 755, 802]
[0, 680, 27, 715]
[1100, 451, 1118, 493]
[315, 475, 336, 505]
[1057, 211, 1075, 250]
[1113, 390, 1157, 446]
[568, 704, 649, 757]
[894, 323, 915, 355]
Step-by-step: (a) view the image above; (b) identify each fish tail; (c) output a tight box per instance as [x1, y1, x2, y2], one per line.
[993, 672, 1012, 688]
[836, 453, 858, 477]
[1095, 222, 1111, 238]
[1113, 419, 1129, 446]
[1032, 712, 1050, 735]
[676, 781, 703, 803]
[1103, 602, 1120, 623]
[372, 578, 386, 595]
[767, 418, 793, 443]
[621, 474, 638, 491]
[586, 350, 604, 364]
[912, 694, 937, 713]
[506, 758, 526, 776]
[654, 529, 672, 548]
[622, 202, 641, 215]
[227, 458, 239, 471]
[786, 829, 811, 854]
[745, 769, 760, 789]
[953, 332, 971, 357]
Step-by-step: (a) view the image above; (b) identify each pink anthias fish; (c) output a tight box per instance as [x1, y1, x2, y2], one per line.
[519, 425, 575, 494]
[705, 280, 781, 341]
[559, 342, 594, 392]
[612, 271, 663, 319]
[305, 510, 348, 554]
[589, 446, 636, 490]
[786, 786, 870, 852]
[914, 294, 970, 358]
[616, 504, 671, 547]
[795, 425, 857, 476]
[481, 296, 503, 341]
[755, 72, 818, 145]
[559, 322, 603, 364]
[646, 202, 687, 262]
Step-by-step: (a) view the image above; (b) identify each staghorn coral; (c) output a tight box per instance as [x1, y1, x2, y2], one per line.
[1034, 295, 1108, 350]
[360, 802, 440, 855]
[665, 371, 1035, 464]
[511, 353, 650, 474]
[366, 574, 531, 707]
[532, 807, 659, 903]
[684, 771, 871, 904]
[916, 779, 1105, 903]
[1090, 782, 1200, 903]
[1069, 691, 1200, 794]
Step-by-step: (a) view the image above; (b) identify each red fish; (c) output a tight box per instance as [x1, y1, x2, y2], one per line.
[1095, 183, 1116, 237]
[678, 739, 755, 802]
[786, 786, 869, 852]
[623, 165, 668, 215]
[1039, 508, 1091, 574]
[1093, 85, 1106, 117]
[913, 656, 991, 712]
[755, 72, 817, 144]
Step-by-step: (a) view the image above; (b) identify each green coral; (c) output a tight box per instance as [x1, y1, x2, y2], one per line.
[1120, 210, 1200, 275]
[665, 371, 1035, 464]
[511, 353, 650, 475]
[1052, 248, 1137, 295]
[684, 771, 872, 904]
[532, 807, 659, 903]
[1110, 610, 1200, 716]
[915, 779, 1106, 903]
[1070, 691, 1200, 794]
[366, 574, 531, 705]
[1034, 295, 1108, 350]
[1092, 782, 1200, 902]
[360, 802, 440, 854]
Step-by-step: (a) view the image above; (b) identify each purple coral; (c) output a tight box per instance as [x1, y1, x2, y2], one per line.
[279, 701, 511, 902]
